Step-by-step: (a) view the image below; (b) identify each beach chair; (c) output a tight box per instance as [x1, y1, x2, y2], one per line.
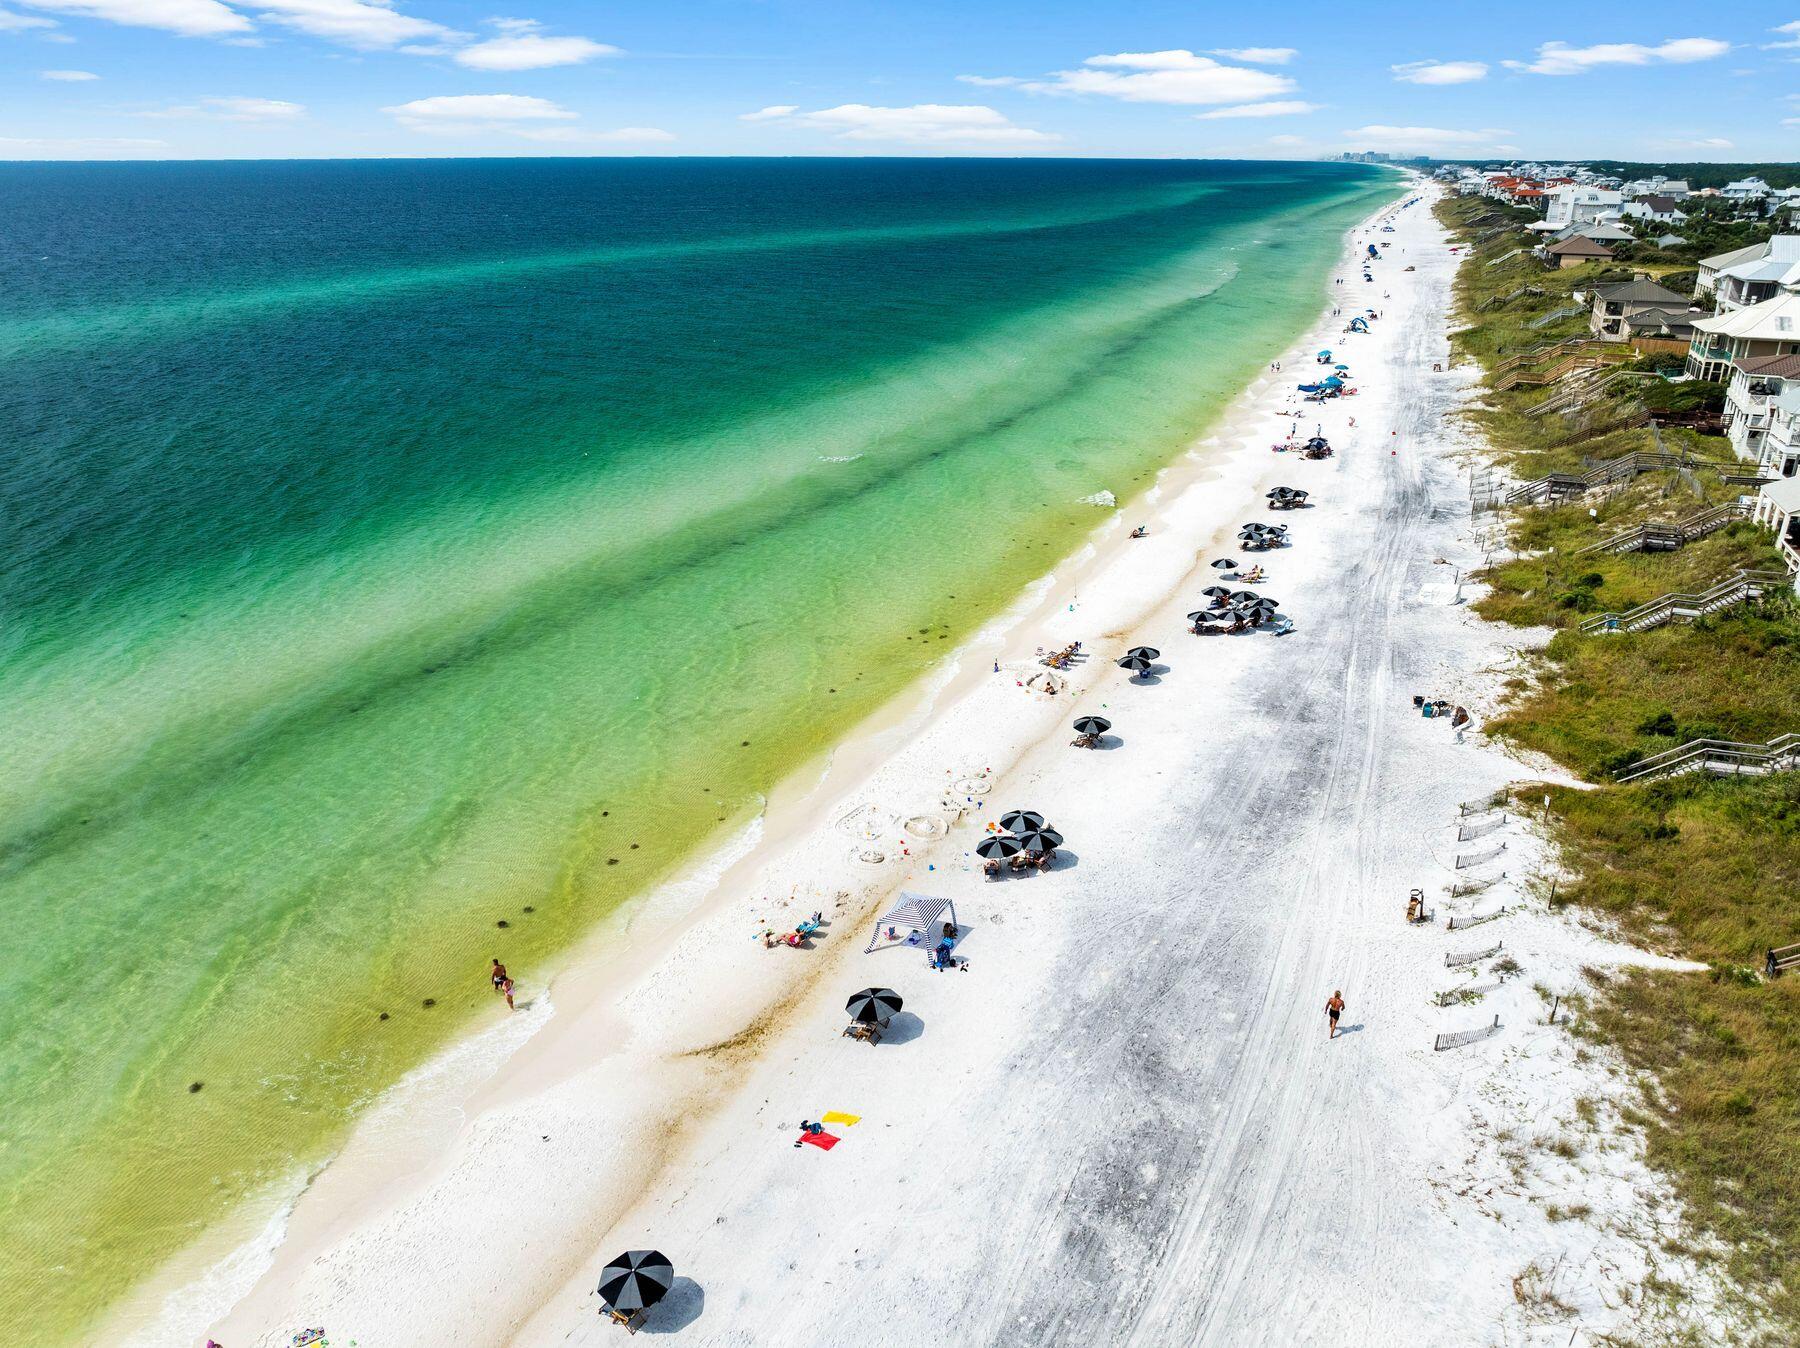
[842, 1019, 885, 1045]
[605, 1307, 647, 1334]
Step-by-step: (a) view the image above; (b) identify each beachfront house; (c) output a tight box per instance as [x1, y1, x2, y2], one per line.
[1586, 273, 1694, 343]
[1752, 476, 1800, 582]
[1541, 235, 1614, 269]
[1544, 185, 1622, 231]
[1569, 222, 1636, 247]
[1694, 237, 1800, 313]
[1721, 355, 1800, 469]
[1686, 291, 1800, 382]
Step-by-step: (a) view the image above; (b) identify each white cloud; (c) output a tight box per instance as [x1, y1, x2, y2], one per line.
[1267, 133, 1306, 146]
[1343, 123, 1513, 151]
[451, 31, 617, 69]
[1503, 37, 1729, 76]
[743, 102, 1056, 144]
[1391, 59, 1487, 85]
[1209, 46, 1296, 65]
[18, 0, 250, 37]
[0, 134, 166, 152]
[207, 94, 303, 118]
[244, 0, 455, 48]
[961, 49, 1295, 106]
[384, 93, 577, 130]
[0, 6, 58, 29]
[1653, 135, 1734, 149]
[143, 94, 305, 119]
[40, 66, 96, 77]
[1766, 20, 1800, 50]
[1049, 50, 1296, 104]
[514, 125, 674, 143]
[1195, 99, 1318, 119]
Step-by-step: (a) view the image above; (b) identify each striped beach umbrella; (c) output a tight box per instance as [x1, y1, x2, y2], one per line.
[1210, 558, 1238, 570]
[1000, 809, 1045, 832]
[1072, 716, 1111, 736]
[977, 833, 1022, 859]
[846, 987, 903, 1023]
[598, 1250, 673, 1315]
[1013, 827, 1065, 854]
[1125, 646, 1160, 661]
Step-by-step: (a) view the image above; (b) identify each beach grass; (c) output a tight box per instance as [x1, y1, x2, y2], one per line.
[1438, 191, 1800, 1334]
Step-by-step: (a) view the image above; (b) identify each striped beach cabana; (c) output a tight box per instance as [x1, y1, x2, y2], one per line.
[866, 891, 960, 952]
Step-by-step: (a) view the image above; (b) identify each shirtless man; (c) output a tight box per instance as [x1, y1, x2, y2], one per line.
[1325, 990, 1346, 1039]
[490, 958, 508, 992]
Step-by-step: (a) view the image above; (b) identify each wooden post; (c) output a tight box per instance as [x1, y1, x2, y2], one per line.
[1548, 995, 1560, 1025]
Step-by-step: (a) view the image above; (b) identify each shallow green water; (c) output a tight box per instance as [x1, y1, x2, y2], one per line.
[0, 158, 1394, 1338]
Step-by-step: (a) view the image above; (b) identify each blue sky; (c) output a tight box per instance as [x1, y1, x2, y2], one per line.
[2, 0, 1798, 160]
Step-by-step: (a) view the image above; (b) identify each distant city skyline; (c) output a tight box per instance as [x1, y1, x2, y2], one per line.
[2, 0, 1799, 160]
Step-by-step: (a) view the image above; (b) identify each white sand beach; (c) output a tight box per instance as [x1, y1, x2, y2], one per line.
[163, 182, 1747, 1348]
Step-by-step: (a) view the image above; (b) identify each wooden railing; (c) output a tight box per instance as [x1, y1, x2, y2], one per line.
[1615, 733, 1800, 785]
[1578, 569, 1789, 635]
[1573, 501, 1751, 557]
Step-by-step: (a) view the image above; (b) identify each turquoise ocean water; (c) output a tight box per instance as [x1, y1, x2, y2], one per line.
[0, 158, 1393, 1338]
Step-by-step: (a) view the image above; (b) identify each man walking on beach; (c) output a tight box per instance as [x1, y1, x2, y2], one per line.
[1325, 990, 1345, 1039]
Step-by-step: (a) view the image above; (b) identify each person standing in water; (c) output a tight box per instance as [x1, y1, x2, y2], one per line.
[490, 958, 508, 993]
[501, 976, 516, 1011]
[1325, 990, 1345, 1039]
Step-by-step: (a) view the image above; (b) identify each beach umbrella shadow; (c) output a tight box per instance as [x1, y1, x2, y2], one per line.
[640, 1277, 705, 1333]
[879, 1010, 926, 1045]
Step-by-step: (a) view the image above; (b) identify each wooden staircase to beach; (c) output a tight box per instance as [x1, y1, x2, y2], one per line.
[1615, 733, 1800, 785]
[1578, 569, 1789, 635]
[1501, 451, 1728, 507]
[1573, 501, 1751, 557]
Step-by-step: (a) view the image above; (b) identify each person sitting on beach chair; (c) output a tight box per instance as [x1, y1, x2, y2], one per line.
[1008, 854, 1029, 874]
[983, 859, 1002, 880]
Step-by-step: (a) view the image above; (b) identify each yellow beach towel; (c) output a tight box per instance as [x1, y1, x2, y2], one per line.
[821, 1111, 861, 1127]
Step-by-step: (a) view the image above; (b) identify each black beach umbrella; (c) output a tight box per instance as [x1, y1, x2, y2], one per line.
[1210, 558, 1238, 570]
[1125, 646, 1160, 661]
[846, 987, 903, 1024]
[1230, 589, 1260, 603]
[1013, 827, 1065, 854]
[977, 833, 1023, 859]
[598, 1251, 674, 1315]
[1072, 716, 1111, 736]
[1000, 809, 1046, 833]
[1202, 585, 1232, 599]
[1289, 489, 1309, 500]
[1187, 609, 1219, 623]
[1118, 654, 1153, 675]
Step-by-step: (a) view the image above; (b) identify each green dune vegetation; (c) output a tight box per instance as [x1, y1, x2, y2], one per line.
[1439, 191, 1800, 1331]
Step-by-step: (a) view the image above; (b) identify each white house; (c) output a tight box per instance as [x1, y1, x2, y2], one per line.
[1544, 186, 1622, 231]
[1721, 354, 1800, 468]
[1621, 176, 1690, 200]
[1623, 195, 1688, 226]
[1723, 177, 1773, 203]
[1751, 475, 1800, 582]
[1694, 236, 1800, 313]
[1686, 291, 1800, 382]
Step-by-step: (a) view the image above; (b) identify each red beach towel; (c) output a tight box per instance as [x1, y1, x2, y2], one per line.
[798, 1131, 839, 1151]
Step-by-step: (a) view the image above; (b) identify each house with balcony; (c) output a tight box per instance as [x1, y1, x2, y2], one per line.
[1687, 291, 1800, 382]
[1586, 273, 1693, 342]
[1693, 236, 1800, 313]
[1752, 387, 1800, 481]
[1544, 185, 1622, 231]
[1751, 476, 1800, 585]
[1723, 177, 1773, 206]
[1721, 355, 1800, 465]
